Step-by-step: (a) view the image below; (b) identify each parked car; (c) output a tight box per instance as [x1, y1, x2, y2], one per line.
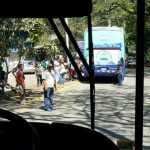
[21, 60, 35, 74]
[126, 56, 136, 68]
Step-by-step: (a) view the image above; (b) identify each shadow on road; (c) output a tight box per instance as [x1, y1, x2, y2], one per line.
[2, 73, 150, 149]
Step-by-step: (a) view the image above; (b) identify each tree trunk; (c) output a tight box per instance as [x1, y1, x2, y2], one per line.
[108, 18, 111, 27]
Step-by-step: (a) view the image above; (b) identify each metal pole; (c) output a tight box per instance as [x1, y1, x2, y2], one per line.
[48, 18, 84, 80]
[88, 15, 95, 130]
[60, 17, 90, 75]
[65, 18, 70, 64]
[135, 0, 145, 149]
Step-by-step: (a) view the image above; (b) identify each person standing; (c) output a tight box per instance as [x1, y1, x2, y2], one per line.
[16, 63, 26, 104]
[53, 56, 61, 84]
[41, 60, 47, 69]
[68, 63, 76, 81]
[42, 64, 57, 111]
[35, 63, 42, 86]
[0, 66, 6, 95]
[117, 58, 124, 85]
[59, 59, 67, 84]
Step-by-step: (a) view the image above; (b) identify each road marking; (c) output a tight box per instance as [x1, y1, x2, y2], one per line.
[56, 81, 79, 93]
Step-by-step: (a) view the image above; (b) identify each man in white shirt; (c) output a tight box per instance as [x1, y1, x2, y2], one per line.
[42, 64, 57, 111]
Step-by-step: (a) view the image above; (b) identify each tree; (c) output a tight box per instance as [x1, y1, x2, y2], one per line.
[145, 0, 150, 60]
[92, 0, 137, 55]
[57, 1, 138, 56]
[36, 32, 59, 59]
[0, 18, 50, 85]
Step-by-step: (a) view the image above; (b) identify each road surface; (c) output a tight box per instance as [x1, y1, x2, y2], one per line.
[3, 68, 150, 149]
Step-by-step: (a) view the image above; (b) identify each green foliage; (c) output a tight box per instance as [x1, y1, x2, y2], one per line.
[36, 32, 59, 58]
[69, 17, 88, 39]
[0, 18, 50, 59]
[145, 0, 150, 56]
[0, 18, 55, 80]
[0, 0, 150, 62]
[61, 0, 138, 55]
[92, 0, 137, 55]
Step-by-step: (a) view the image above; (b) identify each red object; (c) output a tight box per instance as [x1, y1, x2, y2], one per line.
[17, 69, 25, 85]
[70, 69, 76, 76]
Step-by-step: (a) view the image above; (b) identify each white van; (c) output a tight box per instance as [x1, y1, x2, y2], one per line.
[20, 57, 35, 74]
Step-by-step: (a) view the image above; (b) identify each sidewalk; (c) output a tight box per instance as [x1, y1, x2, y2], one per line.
[0, 80, 79, 110]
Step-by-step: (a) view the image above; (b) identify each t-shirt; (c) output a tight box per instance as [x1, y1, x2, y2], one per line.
[35, 66, 42, 75]
[41, 61, 47, 69]
[54, 60, 61, 70]
[60, 63, 66, 74]
[45, 60, 49, 65]
[16, 69, 25, 85]
[42, 70, 55, 88]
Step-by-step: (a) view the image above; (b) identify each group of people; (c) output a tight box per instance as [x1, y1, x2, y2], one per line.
[35, 56, 68, 87]
[13, 55, 70, 111]
[12, 54, 84, 111]
[13, 62, 57, 111]
[1, 55, 124, 111]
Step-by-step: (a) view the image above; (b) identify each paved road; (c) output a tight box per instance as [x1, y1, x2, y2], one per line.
[4, 68, 150, 149]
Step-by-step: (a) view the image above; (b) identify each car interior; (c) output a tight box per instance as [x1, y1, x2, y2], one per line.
[0, 0, 145, 150]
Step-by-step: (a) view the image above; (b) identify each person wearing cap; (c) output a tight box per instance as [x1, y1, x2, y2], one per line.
[42, 63, 57, 111]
